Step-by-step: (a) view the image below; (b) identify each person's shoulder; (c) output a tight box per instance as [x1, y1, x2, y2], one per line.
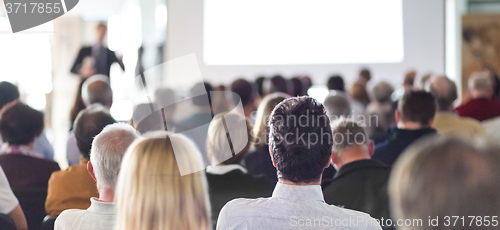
[326, 205, 381, 228]
[56, 209, 88, 227]
[220, 197, 271, 216]
[49, 164, 84, 181]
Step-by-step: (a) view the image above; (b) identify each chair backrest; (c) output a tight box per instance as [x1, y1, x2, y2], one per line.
[13, 187, 48, 230]
[41, 215, 58, 230]
[0, 213, 16, 230]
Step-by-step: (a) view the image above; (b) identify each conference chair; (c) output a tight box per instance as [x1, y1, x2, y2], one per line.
[41, 215, 58, 230]
[0, 213, 16, 230]
[13, 187, 48, 230]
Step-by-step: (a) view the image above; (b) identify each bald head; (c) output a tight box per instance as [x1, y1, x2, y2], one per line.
[468, 72, 493, 99]
[429, 75, 457, 111]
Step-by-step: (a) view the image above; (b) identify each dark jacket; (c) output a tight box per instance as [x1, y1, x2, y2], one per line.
[322, 159, 391, 220]
[70, 46, 124, 77]
[372, 127, 437, 166]
[0, 154, 60, 189]
[206, 166, 274, 225]
[245, 146, 278, 183]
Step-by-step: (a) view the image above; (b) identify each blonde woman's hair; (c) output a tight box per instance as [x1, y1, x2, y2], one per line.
[253, 93, 289, 149]
[114, 132, 211, 230]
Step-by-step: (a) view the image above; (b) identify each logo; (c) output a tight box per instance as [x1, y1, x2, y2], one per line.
[3, 0, 78, 33]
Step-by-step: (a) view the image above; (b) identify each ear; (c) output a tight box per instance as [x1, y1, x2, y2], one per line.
[330, 152, 340, 171]
[87, 161, 97, 181]
[395, 109, 400, 124]
[368, 140, 375, 157]
[268, 146, 277, 168]
[427, 117, 435, 127]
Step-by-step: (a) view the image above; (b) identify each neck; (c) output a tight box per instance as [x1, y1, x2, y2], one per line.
[397, 121, 426, 130]
[278, 178, 321, 186]
[98, 188, 115, 202]
[335, 147, 370, 169]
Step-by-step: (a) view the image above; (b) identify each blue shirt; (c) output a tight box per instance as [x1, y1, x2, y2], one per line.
[217, 182, 382, 230]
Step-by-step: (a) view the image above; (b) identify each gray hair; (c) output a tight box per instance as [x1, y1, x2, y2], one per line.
[389, 137, 500, 230]
[331, 119, 369, 155]
[323, 94, 351, 120]
[90, 123, 140, 191]
[372, 81, 394, 103]
[468, 72, 492, 92]
[81, 75, 113, 107]
[429, 75, 458, 111]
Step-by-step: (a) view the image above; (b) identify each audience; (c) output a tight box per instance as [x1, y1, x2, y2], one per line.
[366, 81, 395, 143]
[5, 58, 500, 230]
[390, 136, 500, 230]
[0, 166, 28, 230]
[372, 90, 437, 166]
[46, 105, 116, 215]
[230, 78, 257, 118]
[0, 81, 54, 160]
[456, 72, 500, 121]
[217, 96, 381, 230]
[429, 75, 486, 138]
[245, 93, 289, 183]
[206, 112, 273, 226]
[323, 119, 391, 220]
[0, 103, 60, 189]
[114, 132, 211, 230]
[55, 123, 139, 230]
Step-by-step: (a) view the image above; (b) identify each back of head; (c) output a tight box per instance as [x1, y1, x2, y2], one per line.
[0, 81, 20, 110]
[154, 87, 176, 109]
[253, 93, 289, 149]
[90, 123, 139, 191]
[190, 82, 213, 107]
[290, 77, 304, 97]
[269, 96, 333, 183]
[74, 104, 116, 159]
[468, 72, 493, 98]
[268, 75, 289, 94]
[359, 68, 372, 83]
[115, 132, 211, 230]
[255, 76, 266, 97]
[349, 82, 370, 104]
[398, 90, 436, 126]
[403, 70, 416, 87]
[230, 78, 255, 107]
[82, 75, 113, 107]
[331, 119, 369, 155]
[429, 76, 457, 111]
[207, 113, 252, 165]
[327, 75, 345, 92]
[390, 137, 500, 229]
[0, 103, 43, 146]
[323, 94, 351, 119]
[372, 81, 394, 104]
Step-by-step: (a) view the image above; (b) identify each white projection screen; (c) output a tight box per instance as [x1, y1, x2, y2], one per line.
[204, 0, 404, 65]
[165, 0, 444, 85]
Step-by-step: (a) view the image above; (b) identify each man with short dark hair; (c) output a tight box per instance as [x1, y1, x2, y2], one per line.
[217, 96, 381, 230]
[46, 105, 116, 215]
[389, 137, 500, 230]
[323, 119, 391, 220]
[372, 90, 437, 166]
